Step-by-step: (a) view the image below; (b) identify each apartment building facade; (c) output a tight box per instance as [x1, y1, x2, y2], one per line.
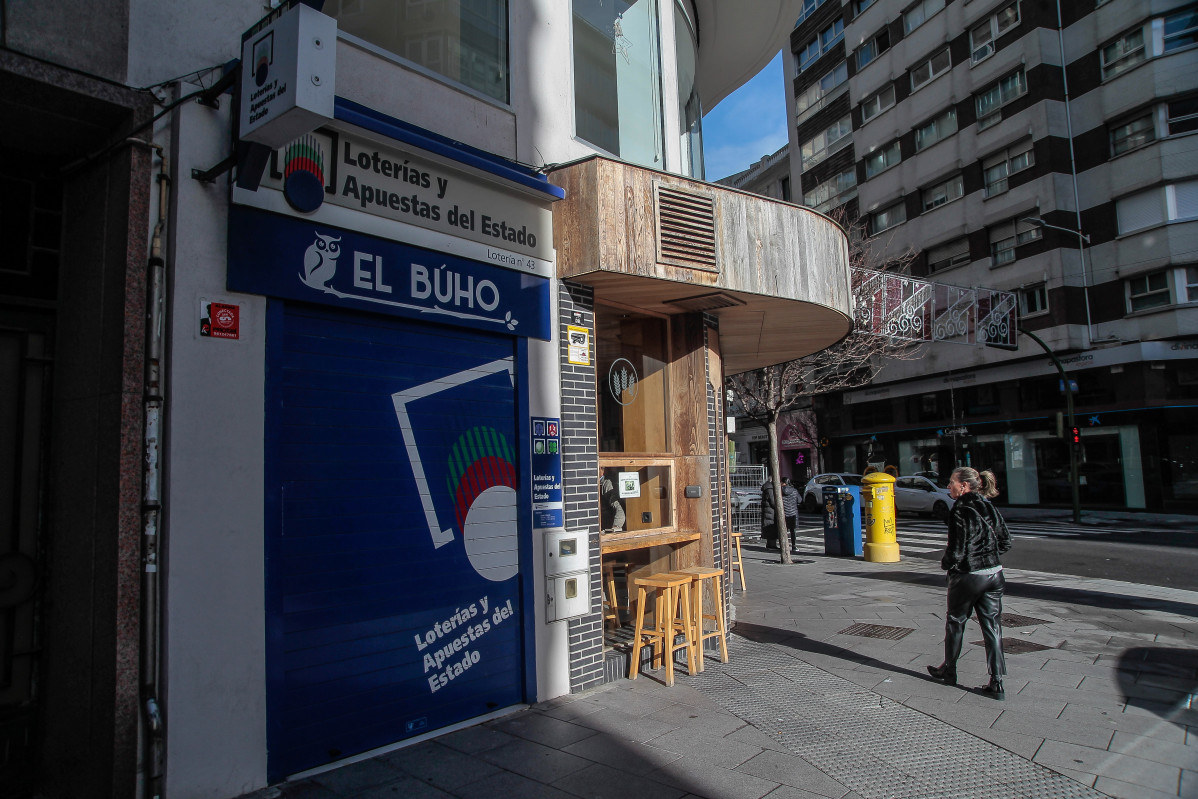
[786, 0, 1198, 512]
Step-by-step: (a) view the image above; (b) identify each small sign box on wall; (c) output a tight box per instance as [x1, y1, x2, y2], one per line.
[200, 300, 241, 339]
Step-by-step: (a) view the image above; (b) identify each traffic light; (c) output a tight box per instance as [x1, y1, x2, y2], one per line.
[1071, 426, 1080, 445]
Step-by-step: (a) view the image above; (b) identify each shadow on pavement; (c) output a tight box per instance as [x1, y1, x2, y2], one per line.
[1116, 646, 1198, 726]
[733, 620, 936, 687]
[826, 570, 1198, 619]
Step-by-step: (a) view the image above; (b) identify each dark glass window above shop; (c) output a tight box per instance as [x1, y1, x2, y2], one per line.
[573, 0, 666, 167]
[325, 0, 509, 102]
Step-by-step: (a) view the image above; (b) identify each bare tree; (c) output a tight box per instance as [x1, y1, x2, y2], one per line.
[726, 209, 923, 564]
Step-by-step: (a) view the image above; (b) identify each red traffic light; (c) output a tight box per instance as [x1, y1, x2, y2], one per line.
[1071, 426, 1080, 444]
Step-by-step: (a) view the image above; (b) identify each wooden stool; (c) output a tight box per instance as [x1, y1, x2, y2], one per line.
[601, 559, 630, 631]
[671, 566, 730, 672]
[628, 573, 696, 687]
[730, 531, 747, 591]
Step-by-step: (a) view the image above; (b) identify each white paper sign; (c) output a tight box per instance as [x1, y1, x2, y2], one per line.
[618, 472, 641, 499]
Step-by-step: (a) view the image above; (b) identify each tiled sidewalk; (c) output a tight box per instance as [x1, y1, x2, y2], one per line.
[245, 539, 1198, 799]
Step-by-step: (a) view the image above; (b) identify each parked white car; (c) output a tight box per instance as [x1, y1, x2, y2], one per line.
[893, 475, 954, 520]
[801, 473, 863, 512]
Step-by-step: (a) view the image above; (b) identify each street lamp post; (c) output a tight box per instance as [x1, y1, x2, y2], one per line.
[1018, 216, 1093, 347]
[1020, 326, 1082, 524]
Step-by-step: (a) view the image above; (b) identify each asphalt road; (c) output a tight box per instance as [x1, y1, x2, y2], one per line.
[898, 516, 1198, 592]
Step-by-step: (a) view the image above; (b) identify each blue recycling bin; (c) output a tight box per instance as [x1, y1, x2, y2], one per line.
[822, 485, 863, 556]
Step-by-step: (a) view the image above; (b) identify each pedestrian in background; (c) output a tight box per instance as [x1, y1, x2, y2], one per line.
[927, 466, 1012, 699]
[761, 475, 778, 549]
[781, 477, 799, 551]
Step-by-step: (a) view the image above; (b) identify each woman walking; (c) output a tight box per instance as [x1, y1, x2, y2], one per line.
[927, 467, 1012, 699]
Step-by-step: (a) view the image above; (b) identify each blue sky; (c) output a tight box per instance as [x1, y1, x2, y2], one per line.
[702, 51, 789, 182]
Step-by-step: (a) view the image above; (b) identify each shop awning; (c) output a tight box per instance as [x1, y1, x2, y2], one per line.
[549, 157, 852, 375]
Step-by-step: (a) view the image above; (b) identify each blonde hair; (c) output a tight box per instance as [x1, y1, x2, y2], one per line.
[951, 467, 999, 499]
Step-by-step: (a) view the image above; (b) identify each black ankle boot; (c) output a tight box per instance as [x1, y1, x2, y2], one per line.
[978, 677, 1005, 700]
[926, 663, 957, 686]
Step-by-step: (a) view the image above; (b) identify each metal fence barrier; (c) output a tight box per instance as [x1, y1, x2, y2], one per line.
[730, 464, 766, 536]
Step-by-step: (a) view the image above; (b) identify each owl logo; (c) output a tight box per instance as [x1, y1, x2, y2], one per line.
[300, 233, 340, 293]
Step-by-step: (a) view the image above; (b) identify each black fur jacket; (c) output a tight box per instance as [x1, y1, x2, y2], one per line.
[941, 492, 1011, 574]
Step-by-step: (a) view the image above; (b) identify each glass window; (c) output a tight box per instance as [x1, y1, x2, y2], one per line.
[910, 47, 951, 91]
[325, 0, 509, 102]
[921, 174, 963, 211]
[573, 0, 665, 168]
[797, 0, 825, 25]
[674, 1, 704, 179]
[1111, 112, 1156, 155]
[855, 0, 878, 15]
[989, 218, 1039, 266]
[982, 140, 1034, 197]
[857, 28, 890, 69]
[796, 61, 848, 123]
[864, 140, 900, 177]
[1018, 284, 1048, 315]
[915, 107, 958, 151]
[861, 84, 896, 122]
[1187, 266, 1198, 301]
[800, 115, 852, 167]
[599, 464, 672, 532]
[869, 201, 906, 234]
[807, 169, 857, 212]
[1164, 5, 1198, 53]
[904, 0, 945, 34]
[1169, 97, 1198, 134]
[798, 38, 822, 72]
[927, 238, 970, 271]
[976, 69, 1026, 130]
[1128, 271, 1170, 311]
[596, 308, 669, 453]
[821, 18, 845, 50]
[1102, 27, 1146, 79]
[970, 1, 1019, 64]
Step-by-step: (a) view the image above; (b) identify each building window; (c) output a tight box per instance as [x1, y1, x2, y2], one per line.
[1169, 96, 1198, 134]
[1018, 284, 1048, 316]
[904, 0, 945, 34]
[326, 0, 509, 102]
[857, 28, 891, 69]
[1188, 266, 1198, 302]
[1110, 112, 1156, 155]
[915, 107, 958, 151]
[864, 140, 901, 177]
[989, 218, 1040, 266]
[854, 0, 878, 15]
[921, 174, 964, 212]
[926, 238, 970, 272]
[861, 84, 896, 122]
[800, 115, 853, 168]
[799, 18, 845, 72]
[910, 48, 951, 91]
[1101, 27, 1146, 79]
[975, 69, 1026, 130]
[982, 140, 1034, 197]
[1127, 271, 1171, 312]
[806, 169, 858, 212]
[781, 176, 792, 202]
[1164, 5, 1198, 53]
[573, 0, 665, 167]
[869, 200, 906, 235]
[675, 1, 704, 179]
[797, 0, 827, 26]
[1116, 180, 1198, 234]
[796, 61, 849, 124]
[969, 1, 1020, 64]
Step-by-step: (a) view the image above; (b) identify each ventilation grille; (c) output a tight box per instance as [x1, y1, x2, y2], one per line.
[838, 623, 914, 640]
[655, 184, 718, 271]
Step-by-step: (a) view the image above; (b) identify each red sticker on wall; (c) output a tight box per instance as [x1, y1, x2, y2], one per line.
[201, 301, 240, 339]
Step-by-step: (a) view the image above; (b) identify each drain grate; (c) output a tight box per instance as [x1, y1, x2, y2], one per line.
[1001, 612, 1050, 628]
[971, 636, 1055, 654]
[839, 623, 915, 641]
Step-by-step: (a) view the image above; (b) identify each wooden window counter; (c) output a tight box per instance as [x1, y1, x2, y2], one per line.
[599, 529, 702, 554]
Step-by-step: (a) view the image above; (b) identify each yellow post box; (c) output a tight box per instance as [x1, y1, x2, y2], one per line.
[862, 473, 900, 563]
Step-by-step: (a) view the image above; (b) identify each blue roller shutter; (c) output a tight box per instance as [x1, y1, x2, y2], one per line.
[265, 302, 525, 779]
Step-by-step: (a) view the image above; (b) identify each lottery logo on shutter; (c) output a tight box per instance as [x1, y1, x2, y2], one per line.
[447, 427, 519, 582]
[392, 357, 520, 582]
